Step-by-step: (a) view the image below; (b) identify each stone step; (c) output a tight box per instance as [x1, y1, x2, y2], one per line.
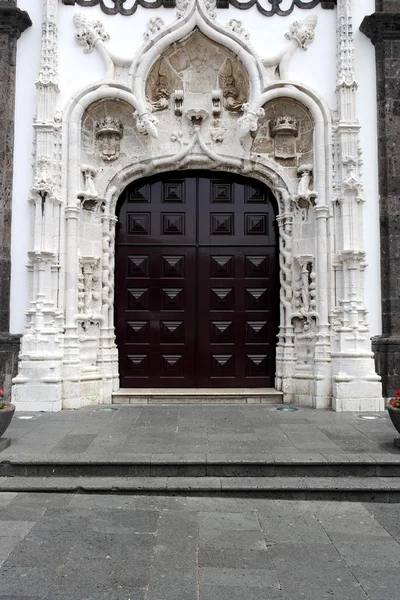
[112, 388, 283, 405]
[1, 459, 400, 478]
[1, 476, 400, 501]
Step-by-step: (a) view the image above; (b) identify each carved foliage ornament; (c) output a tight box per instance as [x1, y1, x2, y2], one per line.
[62, 0, 336, 17]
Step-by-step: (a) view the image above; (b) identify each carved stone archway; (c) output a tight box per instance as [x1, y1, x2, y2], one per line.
[12, 0, 383, 412]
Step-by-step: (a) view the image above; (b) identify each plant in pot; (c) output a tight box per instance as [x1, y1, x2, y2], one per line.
[0, 388, 15, 438]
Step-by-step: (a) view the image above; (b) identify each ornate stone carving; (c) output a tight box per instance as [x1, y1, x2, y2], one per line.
[147, 60, 171, 112]
[31, 157, 56, 200]
[95, 117, 124, 161]
[237, 104, 264, 140]
[226, 19, 249, 41]
[219, 59, 246, 112]
[78, 258, 100, 315]
[253, 99, 314, 167]
[144, 17, 164, 40]
[135, 111, 159, 139]
[79, 165, 98, 206]
[296, 165, 317, 206]
[73, 13, 109, 54]
[285, 14, 318, 50]
[270, 115, 299, 159]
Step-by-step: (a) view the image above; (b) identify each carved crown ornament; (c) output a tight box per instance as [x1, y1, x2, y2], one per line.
[62, 0, 336, 17]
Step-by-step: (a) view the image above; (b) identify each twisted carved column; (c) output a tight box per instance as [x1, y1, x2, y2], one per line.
[0, 1, 31, 398]
[361, 1, 400, 399]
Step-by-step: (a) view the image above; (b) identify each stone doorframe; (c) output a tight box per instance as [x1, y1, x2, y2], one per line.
[12, 0, 383, 412]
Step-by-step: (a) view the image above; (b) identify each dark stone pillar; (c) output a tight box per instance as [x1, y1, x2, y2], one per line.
[0, 1, 31, 399]
[361, 4, 400, 399]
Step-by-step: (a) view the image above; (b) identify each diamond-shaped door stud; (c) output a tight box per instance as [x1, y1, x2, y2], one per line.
[211, 214, 233, 235]
[128, 213, 150, 234]
[245, 185, 265, 203]
[212, 183, 231, 202]
[246, 214, 267, 235]
[246, 354, 267, 376]
[127, 321, 149, 343]
[246, 321, 267, 342]
[128, 256, 149, 277]
[211, 288, 234, 310]
[245, 256, 267, 277]
[128, 184, 149, 202]
[162, 256, 184, 277]
[161, 321, 184, 343]
[162, 288, 183, 310]
[211, 256, 233, 278]
[128, 288, 148, 310]
[162, 355, 183, 377]
[246, 288, 267, 310]
[128, 354, 149, 377]
[211, 321, 233, 343]
[164, 183, 183, 202]
[162, 214, 184, 235]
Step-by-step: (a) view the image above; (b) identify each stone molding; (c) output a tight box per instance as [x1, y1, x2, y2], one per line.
[360, 12, 400, 44]
[0, 6, 32, 39]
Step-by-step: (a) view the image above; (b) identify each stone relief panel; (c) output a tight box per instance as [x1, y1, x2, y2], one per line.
[252, 99, 314, 171]
[81, 99, 143, 169]
[145, 30, 249, 120]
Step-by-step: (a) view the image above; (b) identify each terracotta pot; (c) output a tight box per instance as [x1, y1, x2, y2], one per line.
[387, 406, 400, 435]
[0, 404, 15, 438]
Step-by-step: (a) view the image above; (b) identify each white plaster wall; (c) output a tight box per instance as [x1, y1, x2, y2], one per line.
[10, 1, 382, 336]
[354, 0, 382, 337]
[11, 0, 43, 334]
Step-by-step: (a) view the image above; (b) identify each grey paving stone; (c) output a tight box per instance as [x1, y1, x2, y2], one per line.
[199, 529, 267, 550]
[0, 538, 23, 564]
[0, 494, 17, 507]
[0, 567, 57, 596]
[199, 585, 283, 600]
[258, 512, 331, 544]
[349, 566, 400, 600]
[148, 569, 198, 600]
[199, 566, 280, 589]
[2, 529, 77, 567]
[333, 537, 400, 567]
[0, 521, 35, 539]
[198, 547, 272, 569]
[198, 511, 260, 531]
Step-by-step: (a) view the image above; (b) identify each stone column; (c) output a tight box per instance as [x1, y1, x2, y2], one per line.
[361, 1, 400, 399]
[0, 1, 31, 399]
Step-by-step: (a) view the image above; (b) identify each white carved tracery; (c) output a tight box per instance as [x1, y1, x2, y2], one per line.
[12, 0, 383, 412]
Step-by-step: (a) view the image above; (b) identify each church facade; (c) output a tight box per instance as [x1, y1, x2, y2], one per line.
[1, 0, 397, 412]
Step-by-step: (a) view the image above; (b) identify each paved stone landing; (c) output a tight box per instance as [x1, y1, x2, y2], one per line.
[0, 493, 399, 600]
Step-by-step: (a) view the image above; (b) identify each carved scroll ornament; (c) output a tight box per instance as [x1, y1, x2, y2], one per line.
[62, 0, 336, 16]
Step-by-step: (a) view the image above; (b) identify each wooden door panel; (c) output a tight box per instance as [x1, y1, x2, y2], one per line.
[116, 172, 278, 389]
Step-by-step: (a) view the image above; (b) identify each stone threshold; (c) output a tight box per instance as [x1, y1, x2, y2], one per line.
[112, 388, 283, 404]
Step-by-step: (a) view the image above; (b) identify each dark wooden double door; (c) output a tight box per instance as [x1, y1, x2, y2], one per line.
[115, 172, 278, 388]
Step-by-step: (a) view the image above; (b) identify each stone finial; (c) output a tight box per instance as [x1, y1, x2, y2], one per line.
[73, 13, 109, 53]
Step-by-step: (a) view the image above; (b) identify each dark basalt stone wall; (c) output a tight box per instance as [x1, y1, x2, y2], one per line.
[0, 1, 31, 399]
[361, 2, 400, 399]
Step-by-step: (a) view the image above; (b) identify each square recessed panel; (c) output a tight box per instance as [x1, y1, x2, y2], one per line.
[127, 288, 149, 310]
[210, 256, 234, 278]
[162, 288, 184, 310]
[245, 288, 268, 311]
[246, 354, 268, 377]
[211, 321, 234, 344]
[163, 182, 184, 203]
[245, 256, 268, 278]
[211, 288, 234, 311]
[162, 213, 185, 235]
[211, 354, 235, 378]
[128, 354, 149, 377]
[211, 182, 232, 203]
[211, 214, 234, 235]
[162, 354, 184, 377]
[126, 321, 150, 344]
[128, 183, 150, 203]
[127, 255, 149, 278]
[246, 321, 267, 343]
[245, 185, 266, 203]
[162, 255, 185, 278]
[128, 213, 151, 235]
[245, 214, 267, 235]
[160, 321, 184, 344]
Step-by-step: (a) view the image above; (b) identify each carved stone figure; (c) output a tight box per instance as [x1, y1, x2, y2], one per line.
[219, 59, 246, 112]
[285, 15, 318, 50]
[95, 117, 124, 161]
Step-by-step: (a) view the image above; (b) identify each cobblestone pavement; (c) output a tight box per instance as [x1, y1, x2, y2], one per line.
[2, 404, 399, 462]
[0, 492, 399, 600]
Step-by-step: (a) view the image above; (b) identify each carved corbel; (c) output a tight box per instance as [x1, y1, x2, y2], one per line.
[174, 90, 184, 117]
[296, 164, 318, 207]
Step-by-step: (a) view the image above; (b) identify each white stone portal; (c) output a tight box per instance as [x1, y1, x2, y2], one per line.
[11, 0, 384, 412]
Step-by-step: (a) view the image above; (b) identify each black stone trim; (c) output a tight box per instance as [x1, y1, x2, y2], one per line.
[61, 0, 336, 16]
[0, 6, 32, 39]
[360, 13, 400, 45]
[362, 7, 400, 398]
